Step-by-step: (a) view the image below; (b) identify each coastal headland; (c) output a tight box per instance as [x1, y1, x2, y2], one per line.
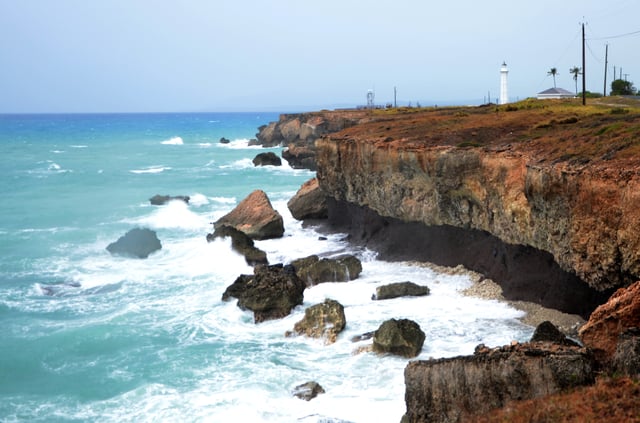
[256, 98, 640, 420]
[259, 98, 640, 317]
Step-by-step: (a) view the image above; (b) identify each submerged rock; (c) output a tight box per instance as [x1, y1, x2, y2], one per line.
[290, 254, 362, 286]
[286, 299, 346, 344]
[214, 190, 284, 240]
[222, 264, 305, 323]
[373, 318, 425, 358]
[149, 194, 190, 205]
[292, 381, 325, 401]
[402, 342, 595, 423]
[373, 281, 430, 301]
[106, 228, 162, 259]
[287, 177, 328, 220]
[219, 137, 230, 144]
[207, 225, 268, 266]
[252, 151, 282, 167]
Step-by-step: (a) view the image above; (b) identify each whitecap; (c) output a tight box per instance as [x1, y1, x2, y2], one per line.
[211, 196, 236, 204]
[70, 145, 88, 148]
[51, 150, 65, 154]
[161, 136, 183, 145]
[220, 138, 263, 150]
[130, 166, 171, 174]
[129, 200, 208, 231]
[188, 193, 209, 207]
[197, 143, 212, 148]
[219, 158, 253, 169]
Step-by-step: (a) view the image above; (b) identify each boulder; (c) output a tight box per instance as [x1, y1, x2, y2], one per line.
[373, 318, 425, 358]
[206, 225, 268, 266]
[402, 342, 596, 423]
[286, 299, 346, 344]
[290, 254, 362, 286]
[579, 281, 640, 366]
[214, 190, 284, 240]
[252, 151, 282, 167]
[373, 281, 430, 301]
[106, 228, 162, 259]
[292, 381, 325, 401]
[221, 264, 305, 323]
[282, 143, 317, 171]
[219, 137, 230, 144]
[612, 328, 640, 376]
[287, 178, 328, 220]
[530, 320, 580, 347]
[149, 194, 190, 205]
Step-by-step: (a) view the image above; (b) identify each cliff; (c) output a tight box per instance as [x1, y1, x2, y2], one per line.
[315, 99, 640, 314]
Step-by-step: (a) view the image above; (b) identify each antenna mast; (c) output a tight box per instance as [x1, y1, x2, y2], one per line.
[603, 44, 608, 96]
[582, 22, 586, 105]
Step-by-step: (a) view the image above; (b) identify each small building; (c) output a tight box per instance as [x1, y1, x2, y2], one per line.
[537, 87, 575, 100]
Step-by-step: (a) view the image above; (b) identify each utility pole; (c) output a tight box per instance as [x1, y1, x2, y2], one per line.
[394, 86, 397, 108]
[603, 44, 608, 96]
[582, 22, 586, 105]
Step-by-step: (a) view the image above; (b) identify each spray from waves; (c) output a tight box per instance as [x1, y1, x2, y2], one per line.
[188, 193, 210, 207]
[126, 200, 209, 231]
[161, 136, 184, 145]
[219, 138, 264, 150]
[130, 166, 171, 174]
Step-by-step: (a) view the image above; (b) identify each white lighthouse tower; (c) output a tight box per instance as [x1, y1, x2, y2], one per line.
[499, 62, 509, 105]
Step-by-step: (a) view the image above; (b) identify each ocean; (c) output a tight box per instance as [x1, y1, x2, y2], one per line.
[0, 112, 533, 422]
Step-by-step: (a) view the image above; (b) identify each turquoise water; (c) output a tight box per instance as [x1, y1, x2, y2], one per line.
[0, 113, 532, 422]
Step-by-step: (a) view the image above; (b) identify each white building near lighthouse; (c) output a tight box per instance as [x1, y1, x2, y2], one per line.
[499, 62, 509, 104]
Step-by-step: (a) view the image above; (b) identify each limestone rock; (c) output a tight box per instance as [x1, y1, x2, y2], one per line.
[530, 320, 580, 347]
[373, 281, 430, 301]
[206, 225, 268, 266]
[402, 342, 595, 423]
[106, 228, 162, 259]
[292, 381, 325, 401]
[287, 178, 328, 220]
[219, 137, 230, 144]
[282, 143, 317, 171]
[286, 299, 346, 344]
[612, 328, 640, 376]
[290, 254, 362, 286]
[373, 318, 425, 358]
[579, 281, 640, 366]
[149, 194, 190, 205]
[221, 264, 305, 323]
[252, 151, 282, 167]
[214, 190, 284, 240]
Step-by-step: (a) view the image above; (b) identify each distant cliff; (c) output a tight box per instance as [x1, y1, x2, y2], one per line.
[315, 100, 640, 315]
[255, 110, 370, 170]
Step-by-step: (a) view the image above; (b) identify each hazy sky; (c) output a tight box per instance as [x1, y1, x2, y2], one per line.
[1, 0, 638, 113]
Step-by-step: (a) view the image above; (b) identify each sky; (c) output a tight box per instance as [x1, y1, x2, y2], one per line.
[1, 0, 639, 113]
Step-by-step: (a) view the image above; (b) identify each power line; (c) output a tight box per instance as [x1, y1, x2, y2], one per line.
[587, 29, 640, 40]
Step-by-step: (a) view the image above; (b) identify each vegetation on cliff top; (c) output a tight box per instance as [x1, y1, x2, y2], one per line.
[337, 97, 640, 170]
[470, 376, 640, 423]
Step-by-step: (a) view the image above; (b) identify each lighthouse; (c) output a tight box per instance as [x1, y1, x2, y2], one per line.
[499, 62, 509, 105]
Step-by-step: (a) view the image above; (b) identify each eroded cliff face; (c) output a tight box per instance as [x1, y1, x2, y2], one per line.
[316, 102, 640, 298]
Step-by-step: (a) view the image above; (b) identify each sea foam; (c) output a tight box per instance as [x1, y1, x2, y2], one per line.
[161, 136, 184, 145]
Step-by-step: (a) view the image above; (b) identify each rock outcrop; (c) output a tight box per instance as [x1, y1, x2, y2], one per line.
[373, 318, 425, 358]
[316, 103, 640, 315]
[286, 299, 346, 344]
[579, 280, 640, 366]
[287, 178, 328, 220]
[292, 381, 325, 401]
[530, 320, 580, 347]
[206, 225, 268, 266]
[255, 110, 370, 170]
[290, 254, 362, 286]
[222, 264, 305, 323]
[106, 228, 162, 259]
[149, 194, 190, 205]
[373, 281, 430, 301]
[252, 151, 282, 167]
[214, 190, 284, 240]
[402, 342, 595, 423]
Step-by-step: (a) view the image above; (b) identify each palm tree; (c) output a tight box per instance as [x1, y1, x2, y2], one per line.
[547, 68, 559, 88]
[570, 66, 582, 95]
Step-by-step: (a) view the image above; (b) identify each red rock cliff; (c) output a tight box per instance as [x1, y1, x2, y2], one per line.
[316, 100, 640, 294]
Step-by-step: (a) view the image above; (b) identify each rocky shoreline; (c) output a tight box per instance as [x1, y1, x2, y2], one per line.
[247, 99, 640, 421]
